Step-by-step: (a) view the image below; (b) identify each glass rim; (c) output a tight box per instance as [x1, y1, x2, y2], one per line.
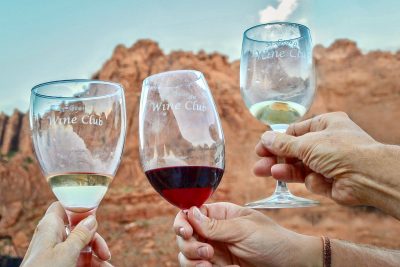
[31, 79, 124, 100]
[143, 70, 204, 88]
[243, 22, 310, 43]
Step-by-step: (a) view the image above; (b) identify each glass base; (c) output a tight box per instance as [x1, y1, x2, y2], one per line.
[245, 192, 319, 209]
[247, 126, 320, 209]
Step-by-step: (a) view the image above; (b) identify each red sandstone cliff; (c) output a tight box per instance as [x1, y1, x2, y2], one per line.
[313, 39, 400, 143]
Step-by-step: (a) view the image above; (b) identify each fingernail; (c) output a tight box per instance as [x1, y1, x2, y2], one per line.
[197, 246, 209, 258]
[262, 131, 276, 148]
[82, 215, 96, 230]
[106, 252, 112, 261]
[179, 227, 186, 238]
[193, 207, 204, 223]
[196, 263, 207, 267]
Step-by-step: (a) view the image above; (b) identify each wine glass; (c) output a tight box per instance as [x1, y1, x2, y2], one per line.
[29, 79, 126, 266]
[139, 70, 225, 210]
[240, 22, 318, 208]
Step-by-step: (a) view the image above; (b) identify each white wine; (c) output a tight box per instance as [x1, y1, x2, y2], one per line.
[249, 100, 306, 125]
[48, 173, 112, 212]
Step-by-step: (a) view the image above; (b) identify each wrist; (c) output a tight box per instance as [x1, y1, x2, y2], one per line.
[357, 144, 400, 218]
[291, 234, 323, 267]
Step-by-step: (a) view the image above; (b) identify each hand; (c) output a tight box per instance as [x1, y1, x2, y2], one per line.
[173, 202, 322, 267]
[253, 112, 400, 218]
[21, 202, 113, 267]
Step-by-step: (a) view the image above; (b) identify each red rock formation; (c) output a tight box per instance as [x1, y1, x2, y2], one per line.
[314, 39, 362, 61]
[17, 114, 32, 155]
[313, 39, 400, 143]
[0, 113, 8, 145]
[0, 110, 24, 155]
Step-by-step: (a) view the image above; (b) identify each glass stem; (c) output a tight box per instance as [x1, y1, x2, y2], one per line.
[270, 125, 292, 196]
[66, 208, 97, 267]
[274, 156, 291, 195]
[275, 180, 290, 195]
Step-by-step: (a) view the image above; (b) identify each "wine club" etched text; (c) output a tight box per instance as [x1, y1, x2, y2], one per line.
[151, 100, 207, 112]
[254, 48, 302, 60]
[49, 115, 103, 126]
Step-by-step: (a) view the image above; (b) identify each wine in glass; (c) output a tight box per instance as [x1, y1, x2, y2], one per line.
[139, 70, 225, 210]
[30, 79, 126, 266]
[240, 22, 318, 208]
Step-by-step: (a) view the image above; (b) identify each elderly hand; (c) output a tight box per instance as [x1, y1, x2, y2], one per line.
[173, 202, 321, 267]
[174, 202, 400, 267]
[21, 202, 112, 267]
[254, 112, 400, 218]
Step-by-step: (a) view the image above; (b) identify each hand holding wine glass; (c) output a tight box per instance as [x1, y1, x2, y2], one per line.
[173, 202, 322, 267]
[30, 80, 126, 266]
[21, 202, 112, 267]
[139, 70, 225, 210]
[254, 111, 400, 220]
[240, 22, 318, 208]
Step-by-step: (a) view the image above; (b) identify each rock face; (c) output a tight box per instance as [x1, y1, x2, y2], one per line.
[0, 110, 24, 155]
[313, 39, 400, 144]
[0, 39, 400, 266]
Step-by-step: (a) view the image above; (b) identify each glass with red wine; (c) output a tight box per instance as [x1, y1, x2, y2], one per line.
[30, 80, 126, 267]
[139, 70, 225, 210]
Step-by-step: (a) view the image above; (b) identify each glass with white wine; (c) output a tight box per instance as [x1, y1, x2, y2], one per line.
[240, 22, 318, 208]
[30, 80, 126, 266]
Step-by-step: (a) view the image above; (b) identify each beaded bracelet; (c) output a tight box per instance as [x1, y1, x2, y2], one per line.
[321, 236, 331, 267]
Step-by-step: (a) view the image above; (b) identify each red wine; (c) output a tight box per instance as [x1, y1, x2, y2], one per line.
[145, 166, 224, 209]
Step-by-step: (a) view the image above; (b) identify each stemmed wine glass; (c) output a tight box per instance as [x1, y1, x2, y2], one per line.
[240, 22, 318, 208]
[30, 79, 126, 266]
[139, 70, 225, 210]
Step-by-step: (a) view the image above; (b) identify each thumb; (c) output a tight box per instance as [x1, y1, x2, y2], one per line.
[188, 207, 243, 243]
[58, 215, 98, 259]
[261, 131, 301, 158]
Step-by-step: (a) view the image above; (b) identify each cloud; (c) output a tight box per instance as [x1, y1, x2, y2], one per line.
[298, 17, 307, 24]
[259, 0, 299, 23]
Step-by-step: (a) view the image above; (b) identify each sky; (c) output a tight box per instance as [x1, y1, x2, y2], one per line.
[1, 0, 399, 114]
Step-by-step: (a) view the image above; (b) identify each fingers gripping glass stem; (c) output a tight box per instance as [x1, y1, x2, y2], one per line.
[245, 127, 319, 208]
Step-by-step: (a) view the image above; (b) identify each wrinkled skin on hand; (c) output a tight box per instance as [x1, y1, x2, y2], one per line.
[254, 112, 400, 217]
[173, 202, 321, 267]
